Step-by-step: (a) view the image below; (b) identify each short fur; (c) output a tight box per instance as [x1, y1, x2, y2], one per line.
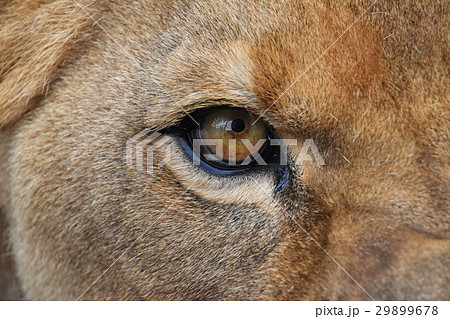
[0, 0, 448, 300]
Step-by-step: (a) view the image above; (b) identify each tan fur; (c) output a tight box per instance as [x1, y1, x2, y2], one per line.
[0, 0, 97, 128]
[0, 0, 448, 300]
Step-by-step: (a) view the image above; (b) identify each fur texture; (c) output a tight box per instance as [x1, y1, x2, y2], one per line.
[0, 0, 449, 300]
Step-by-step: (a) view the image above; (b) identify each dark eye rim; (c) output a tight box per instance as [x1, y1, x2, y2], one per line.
[168, 106, 282, 176]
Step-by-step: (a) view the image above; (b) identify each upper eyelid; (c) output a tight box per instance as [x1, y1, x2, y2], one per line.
[159, 99, 257, 132]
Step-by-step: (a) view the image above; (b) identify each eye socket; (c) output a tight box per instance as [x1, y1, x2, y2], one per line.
[174, 107, 278, 173]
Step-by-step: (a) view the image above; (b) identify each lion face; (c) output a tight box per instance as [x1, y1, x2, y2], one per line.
[0, 0, 448, 300]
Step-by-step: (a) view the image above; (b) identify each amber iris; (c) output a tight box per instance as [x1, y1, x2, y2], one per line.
[191, 108, 269, 167]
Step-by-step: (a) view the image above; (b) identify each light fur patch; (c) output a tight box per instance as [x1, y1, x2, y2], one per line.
[153, 138, 280, 210]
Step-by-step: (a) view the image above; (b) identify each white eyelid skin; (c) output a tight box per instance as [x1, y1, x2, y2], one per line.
[150, 138, 281, 211]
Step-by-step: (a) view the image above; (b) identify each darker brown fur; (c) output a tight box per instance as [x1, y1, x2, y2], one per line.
[0, 0, 449, 300]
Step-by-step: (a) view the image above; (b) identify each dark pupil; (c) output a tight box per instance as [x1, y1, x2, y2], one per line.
[231, 118, 245, 133]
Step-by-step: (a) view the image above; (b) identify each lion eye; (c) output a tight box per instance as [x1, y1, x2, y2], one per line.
[183, 107, 275, 171]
